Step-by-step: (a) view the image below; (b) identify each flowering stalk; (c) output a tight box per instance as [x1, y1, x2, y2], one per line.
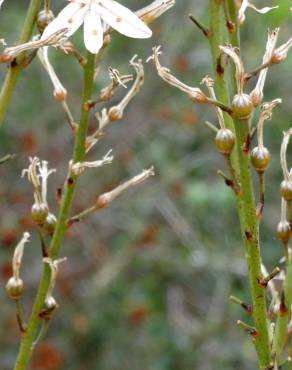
[12, 51, 96, 370]
[0, 0, 41, 126]
[209, 1, 271, 367]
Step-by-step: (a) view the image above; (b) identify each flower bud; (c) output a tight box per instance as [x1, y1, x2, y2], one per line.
[6, 277, 24, 300]
[44, 213, 57, 234]
[215, 129, 235, 155]
[280, 180, 292, 201]
[31, 202, 49, 224]
[251, 147, 270, 172]
[276, 221, 290, 243]
[231, 94, 253, 119]
[37, 10, 54, 33]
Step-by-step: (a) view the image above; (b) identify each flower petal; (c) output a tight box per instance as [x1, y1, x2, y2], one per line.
[96, 0, 152, 39]
[84, 11, 104, 54]
[42, 2, 88, 40]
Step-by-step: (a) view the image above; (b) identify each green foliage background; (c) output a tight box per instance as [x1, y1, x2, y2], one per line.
[0, 1, 291, 369]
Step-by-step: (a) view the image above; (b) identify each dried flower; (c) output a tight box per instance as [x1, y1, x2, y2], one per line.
[41, 0, 152, 54]
[6, 232, 30, 300]
[41, 257, 67, 319]
[251, 99, 281, 172]
[250, 28, 279, 107]
[0, 29, 68, 63]
[108, 56, 144, 121]
[220, 45, 253, 119]
[22, 157, 56, 224]
[280, 129, 292, 201]
[238, 1, 278, 24]
[70, 149, 114, 176]
[148, 46, 208, 103]
[96, 167, 155, 208]
[272, 38, 292, 64]
[136, 0, 175, 24]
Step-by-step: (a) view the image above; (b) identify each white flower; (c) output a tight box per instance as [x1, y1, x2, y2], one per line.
[42, 0, 152, 54]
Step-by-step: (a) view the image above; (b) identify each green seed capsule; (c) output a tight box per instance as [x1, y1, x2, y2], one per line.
[37, 9, 54, 33]
[6, 277, 24, 300]
[232, 94, 253, 119]
[44, 213, 57, 234]
[31, 203, 48, 224]
[280, 180, 292, 201]
[215, 129, 235, 155]
[40, 296, 58, 320]
[276, 221, 290, 243]
[251, 147, 270, 172]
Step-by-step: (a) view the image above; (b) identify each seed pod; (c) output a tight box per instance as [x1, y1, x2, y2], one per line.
[215, 129, 235, 155]
[251, 147, 270, 172]
[277, 221, 290, 243]
[280, 180, 292, 201]
[44, 213, 57, 234]
[31, 203, 48, 224]
[6, 277, 24, 300]
[37, 10, 54, 33]
[232, 94, 253, 119]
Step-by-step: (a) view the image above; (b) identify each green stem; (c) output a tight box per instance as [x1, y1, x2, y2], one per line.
[12, 52, 96, 370]
[209, 0, 234, 132]
[234, 118, 271, 368]
[0, 0, 41, 126]
[209, 1, 271, 368]
[273, 216, 292, 361]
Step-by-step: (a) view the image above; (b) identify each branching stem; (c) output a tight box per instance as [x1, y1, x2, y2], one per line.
[12, 51, 96, 370]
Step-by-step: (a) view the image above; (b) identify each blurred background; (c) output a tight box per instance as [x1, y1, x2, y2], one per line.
[0, 1, 291, 369]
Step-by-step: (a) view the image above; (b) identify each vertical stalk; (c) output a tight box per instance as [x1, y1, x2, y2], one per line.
[0, 0, 42, 126]
[233, 117, 271, 368]
[13, 52, 96, 370]
[208, 1, 271, 368]
[273, 199, 292, 360]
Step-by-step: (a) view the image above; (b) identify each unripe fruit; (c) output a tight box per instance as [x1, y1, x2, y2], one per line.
[37, 10, 54, 33]
[40, 296, 58, 320]
[31, 203, 49, 224]
[44, 213, 57, 234]
[280, 180, 292, 201]
[232, 94, 253, 119]
[251, 147, 270, 172]
[215, 129, 235, 154]
[276, 221, 290, 243]
[6, 277, 24, 300]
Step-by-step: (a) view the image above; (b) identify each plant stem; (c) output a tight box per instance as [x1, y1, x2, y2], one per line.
[233, 118, 271, 368]
[0, 0, 41, 126]
[12, 52, 96, 370]
[209, 1, 271, 368]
